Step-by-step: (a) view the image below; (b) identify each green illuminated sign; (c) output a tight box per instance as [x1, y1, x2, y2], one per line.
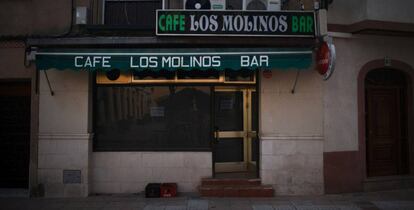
[156, 10, 316, 37]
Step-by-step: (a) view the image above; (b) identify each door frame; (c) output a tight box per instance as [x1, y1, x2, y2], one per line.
[0, 80, 33, 189]
[365, 85, 405, 176]
[358, 59, 414, 181]
[213, 86, 257, 173]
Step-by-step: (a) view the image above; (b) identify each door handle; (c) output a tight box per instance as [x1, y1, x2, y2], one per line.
[212, 126, 220, 146]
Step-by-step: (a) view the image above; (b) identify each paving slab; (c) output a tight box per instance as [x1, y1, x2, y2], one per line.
[0, 189, 413, 210]
[188, 199, 209, 210]
[252, 204, 274, 210]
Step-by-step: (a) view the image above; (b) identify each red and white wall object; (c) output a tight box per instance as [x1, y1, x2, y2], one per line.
[316, 38, 336, 80]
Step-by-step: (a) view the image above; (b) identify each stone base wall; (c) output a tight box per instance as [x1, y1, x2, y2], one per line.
[260, 137, 324, 195]
[37, 134, 92, 197]
[91, 152, 212, 194]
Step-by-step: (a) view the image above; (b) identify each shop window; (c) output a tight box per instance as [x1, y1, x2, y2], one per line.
[97, 70, 255, 84]
[94, 85, 211, 151]
[133, 70, 176, 81]
[103, 0, 162, 30]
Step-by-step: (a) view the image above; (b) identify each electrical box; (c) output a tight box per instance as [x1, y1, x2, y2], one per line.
[76, 7, 88, 25]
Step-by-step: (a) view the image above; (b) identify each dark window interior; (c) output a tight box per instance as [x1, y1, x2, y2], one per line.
[94, 85, 212, 151]
[213, 91, 244, 131]
[104, 0, 162, 30]
[177, 70, 220, 80]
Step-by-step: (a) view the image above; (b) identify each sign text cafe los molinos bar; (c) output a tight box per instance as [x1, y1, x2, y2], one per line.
[36, 48, 313, 71]
[156, 10, 316, 37]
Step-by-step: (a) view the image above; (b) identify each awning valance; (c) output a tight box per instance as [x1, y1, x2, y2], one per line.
[35, 48, 313, 71]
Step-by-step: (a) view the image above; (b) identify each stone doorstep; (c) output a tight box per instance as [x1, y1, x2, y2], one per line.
[201, 178, 262, 186]
[199, 185, 274, 197]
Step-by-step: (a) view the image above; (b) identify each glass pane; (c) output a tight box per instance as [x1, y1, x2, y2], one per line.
[251, 91, 258, 131]
[225, 70, 255, 82]
[215, 138, 244, 162]
[177, 70, 220, 80]
[251, 137, 258, 161]
[214, 91, 243, 131]
[95, 86, 211, 150]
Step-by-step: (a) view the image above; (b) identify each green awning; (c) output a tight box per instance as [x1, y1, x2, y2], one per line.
[35, 48, 313, 71]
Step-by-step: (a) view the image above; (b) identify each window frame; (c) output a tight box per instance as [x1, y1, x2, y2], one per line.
[96, 71, 256, 85]
[92, 82, 215, 152]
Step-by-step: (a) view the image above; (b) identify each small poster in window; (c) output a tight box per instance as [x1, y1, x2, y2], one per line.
[220, 98, 234, 110]
[150, 106, 165, 117]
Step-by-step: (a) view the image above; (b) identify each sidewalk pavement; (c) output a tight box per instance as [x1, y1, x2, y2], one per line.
[0, 189, 413, 210]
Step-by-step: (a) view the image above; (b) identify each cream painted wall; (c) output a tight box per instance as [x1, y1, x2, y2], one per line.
[260, 69, 323, 137]
[259, 69, 325, 195]
[328, 0, 414, 25]
[324, 35, 414, 152]
[39, 70, 90, 134]
[328, 0, 367, 24]
[38, 70, 92, 197]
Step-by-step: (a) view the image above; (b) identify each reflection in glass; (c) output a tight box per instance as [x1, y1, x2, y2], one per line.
[214, 92, 243, 131]
[95, 86, 211, 150]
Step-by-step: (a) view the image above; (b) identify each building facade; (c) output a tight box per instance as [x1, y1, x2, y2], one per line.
[0, 0, 412, 197]
[324, 0, 414, 193]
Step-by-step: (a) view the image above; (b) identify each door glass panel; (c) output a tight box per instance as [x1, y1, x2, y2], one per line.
[214, 92, 243, 131]
[251, 91, 258, 131]
[215, 138, 244, 162]
[251, 137, 258, 161]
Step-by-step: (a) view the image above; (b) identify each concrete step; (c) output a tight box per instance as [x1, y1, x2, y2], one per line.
[199, 184, 274, 197]
[201, 178, 262, 186]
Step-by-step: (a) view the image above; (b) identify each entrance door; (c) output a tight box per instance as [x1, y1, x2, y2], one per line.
[213, 87, 257, 173]
[365, 69, 409, 177]
[0, 82, 31, 188]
